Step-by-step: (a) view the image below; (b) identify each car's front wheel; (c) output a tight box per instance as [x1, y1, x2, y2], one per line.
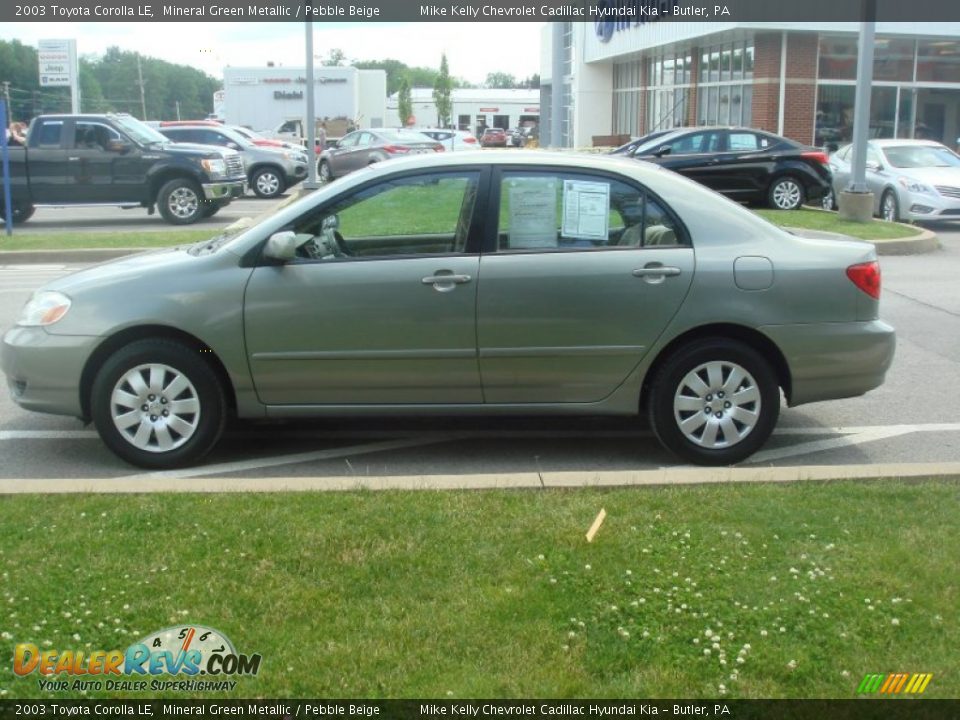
[768, 176, 805, 210]
[0, 200, 35, 224]
[251, 167, 286, 199]
[880, 189, 899, 223]
[648, 339, 780, 465]
[91, 339, 227, 469]
[157, 178, 204, 225]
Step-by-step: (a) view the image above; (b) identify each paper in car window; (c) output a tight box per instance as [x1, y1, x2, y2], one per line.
[562, 180, 610, 241]
[507, 178, 559, 248]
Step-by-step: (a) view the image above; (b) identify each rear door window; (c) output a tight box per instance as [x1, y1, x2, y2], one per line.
[32, 121, 64, 148]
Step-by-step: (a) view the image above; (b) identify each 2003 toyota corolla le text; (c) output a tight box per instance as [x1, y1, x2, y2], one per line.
[0, 152, 895, 469]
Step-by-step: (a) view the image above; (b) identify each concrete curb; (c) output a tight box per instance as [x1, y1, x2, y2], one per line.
[1, 462, 959, 495]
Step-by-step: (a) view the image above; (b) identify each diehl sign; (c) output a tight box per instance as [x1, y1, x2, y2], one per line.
[274, 90, 304, 100]
[594, 0, 667, 43]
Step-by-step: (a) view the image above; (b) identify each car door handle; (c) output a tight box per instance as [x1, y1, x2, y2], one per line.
[633, 266, 681, 278]
[422, 273, 472, 292]
[68, 157, 80, 161]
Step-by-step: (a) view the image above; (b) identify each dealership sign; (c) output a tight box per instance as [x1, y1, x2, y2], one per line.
[594, 0, 666, 43]
[38, 39, 77, 87]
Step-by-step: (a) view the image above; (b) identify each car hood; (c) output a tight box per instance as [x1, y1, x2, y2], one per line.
[158, 142, 233, 160]
[891, 166, 960, 186]
[43, 246, 211, 296]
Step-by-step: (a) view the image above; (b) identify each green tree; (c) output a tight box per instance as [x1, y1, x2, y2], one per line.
[397, 77, 413, 127]
[432, 53, 453, 128]
[322, 48, 346, 67]
[485, 72, 518, 89]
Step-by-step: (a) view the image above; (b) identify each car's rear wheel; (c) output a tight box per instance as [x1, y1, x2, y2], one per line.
[91, 339, 226, 469]
[648, 339, 780, 465]
[157, 178, 204, 225]
[880, 189, 899, 222]
[251, 167, 286, 199]
[318, 161, 332, 183]
[768, 176, 805, 210]
[821, 189, 836, 211]
[0, 201, 35, 224]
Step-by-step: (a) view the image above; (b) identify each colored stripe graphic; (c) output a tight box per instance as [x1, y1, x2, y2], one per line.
[858, 673, 932, 694]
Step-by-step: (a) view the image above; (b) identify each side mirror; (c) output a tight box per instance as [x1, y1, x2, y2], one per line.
[226, 142, 240, 150]
[263, 231, 298, 262]
[866, 160, 881, 172]
[654, 145, 672, 158]
[107, 139, 131, 153]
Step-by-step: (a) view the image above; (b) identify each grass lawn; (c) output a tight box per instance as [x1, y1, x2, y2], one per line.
[0, 230, 218, 252]
[755, 208, 921, 241]
[1, 479, 957, 699]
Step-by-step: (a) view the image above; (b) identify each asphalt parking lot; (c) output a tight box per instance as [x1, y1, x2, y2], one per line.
[1, 222, 958, 490]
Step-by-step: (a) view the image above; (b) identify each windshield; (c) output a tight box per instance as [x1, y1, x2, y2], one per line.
[630, 129, 688, 156]
[112, 115, 169, 145]
[882, 144, 960, 169]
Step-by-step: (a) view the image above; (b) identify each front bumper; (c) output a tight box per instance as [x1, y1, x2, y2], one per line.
[760, 320, 896, 407]
[901, 187, 960, 221]
[202, 178, 247, 201]
[286, 163, 308, 184]
[1, 326, 100, 418]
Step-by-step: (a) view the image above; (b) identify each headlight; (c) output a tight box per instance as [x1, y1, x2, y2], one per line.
[200, 158, 227, 176]
[897, 177, 934, 195]
[18, 291, 72, 327]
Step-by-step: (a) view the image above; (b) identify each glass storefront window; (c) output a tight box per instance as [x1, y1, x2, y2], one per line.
[744, 45, 754, 79]
[732, 46, 743, 81]
[815, 85, 898, 147]
[874, 38, 915, 81]
[917, 40, 960, 82]
[819, 37, 858, 80]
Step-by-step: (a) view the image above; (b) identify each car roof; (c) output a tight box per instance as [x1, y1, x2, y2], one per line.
[870, 138, 946, 148]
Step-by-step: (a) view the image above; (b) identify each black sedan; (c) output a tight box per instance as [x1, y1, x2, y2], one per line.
[629, 127, 831, 210]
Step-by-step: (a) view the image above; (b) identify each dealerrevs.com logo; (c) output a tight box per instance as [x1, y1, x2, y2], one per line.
[13, 625, 261, 692]
[857, 672, 934, 695]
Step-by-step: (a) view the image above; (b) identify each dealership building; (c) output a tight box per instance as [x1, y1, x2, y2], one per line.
[385, 88, 539, 133]
[540, 22, 960, 149]
[221, 66, 387, 134]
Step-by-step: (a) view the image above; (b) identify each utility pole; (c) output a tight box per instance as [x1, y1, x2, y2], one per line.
[1, 82, 10, 126]
[175, 100, 181, 121]
[136, 54, 147, 119]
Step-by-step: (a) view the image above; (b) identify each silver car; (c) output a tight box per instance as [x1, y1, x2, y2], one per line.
[826, 139, 960, 222]
[1, 152, 895, 469]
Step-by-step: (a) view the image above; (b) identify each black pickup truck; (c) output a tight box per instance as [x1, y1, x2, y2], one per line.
[0, 113, 247, 225]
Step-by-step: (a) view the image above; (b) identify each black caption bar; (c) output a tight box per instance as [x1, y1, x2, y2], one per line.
[3, 0, 960, 22]
[1, 700, 959, 720]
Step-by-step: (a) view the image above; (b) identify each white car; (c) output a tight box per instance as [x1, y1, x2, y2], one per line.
[415, 128, 482, 152]
[826, 139, 960, 222]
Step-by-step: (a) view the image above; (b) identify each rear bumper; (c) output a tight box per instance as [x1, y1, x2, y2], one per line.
[760, 320, 896, 406]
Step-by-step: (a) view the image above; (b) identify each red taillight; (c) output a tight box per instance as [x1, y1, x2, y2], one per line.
[802, 150, 829, 166]
[382, 145, 411, 154]
[846, 261, 881, 299]
[463, 137, 477, 144]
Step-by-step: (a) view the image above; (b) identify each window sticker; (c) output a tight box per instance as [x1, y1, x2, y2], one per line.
[507, 177, 559, 248]
[562, 179, 610, 241]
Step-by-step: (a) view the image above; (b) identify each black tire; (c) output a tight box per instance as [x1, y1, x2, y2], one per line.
[647, 339, 780, 466]
[200, 201, 225, 218]
[90, 339, 227, 469]
[880, 189, 899, 223]
[767, 175, 806, 211]
[157, 178, 204, 225]
[251, 166, 286, 199]
[318, 160, 332, 183]
[822, 189, 837, 212]
[0, 201, 35, 224]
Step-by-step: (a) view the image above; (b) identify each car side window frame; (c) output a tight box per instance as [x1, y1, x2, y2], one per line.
[258, 166, 492, 267]
[484, 165, 691, 256]
[30, 119, 66, 149]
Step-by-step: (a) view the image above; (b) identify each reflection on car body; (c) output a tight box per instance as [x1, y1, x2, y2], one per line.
[1, 152, 895, 469]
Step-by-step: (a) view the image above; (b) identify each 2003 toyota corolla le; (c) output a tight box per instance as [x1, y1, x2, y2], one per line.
[1, 152, 895, 469]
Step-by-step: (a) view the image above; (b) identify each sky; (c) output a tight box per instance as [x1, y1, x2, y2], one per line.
[2, 22, 544, 85]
